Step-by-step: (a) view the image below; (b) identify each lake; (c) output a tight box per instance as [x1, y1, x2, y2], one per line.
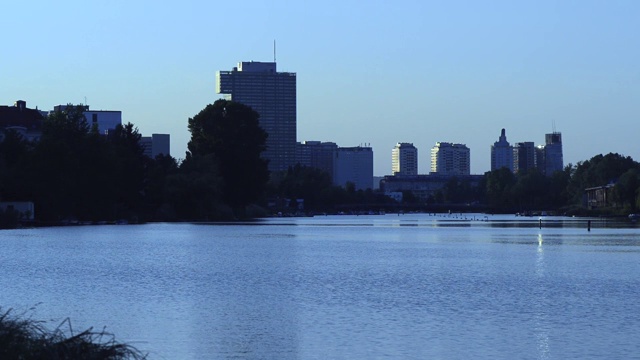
[1, 214, 639, 359]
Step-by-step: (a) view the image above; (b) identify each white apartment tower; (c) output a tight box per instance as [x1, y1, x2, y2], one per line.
[490, 128, 514, 172]
[392, 142, 418, 175]
[216, 61, 297, 172]
[430, 142, 470, 176]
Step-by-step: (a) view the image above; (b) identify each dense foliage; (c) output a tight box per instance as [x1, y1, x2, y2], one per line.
[479, 153, 640, 214]
[0, 105, 149, 222]
[568, 153, 640, 213]
[481, 167, 571, 213]
[267, 164, 396, 213]
[1, 103, 639, 224]
[187, 99, 269, 214]
[0, 102, 272, 224]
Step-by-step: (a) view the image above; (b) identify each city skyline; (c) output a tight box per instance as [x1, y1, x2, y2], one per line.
[2, 0, 638, 176]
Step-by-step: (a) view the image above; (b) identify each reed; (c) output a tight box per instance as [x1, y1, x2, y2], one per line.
[0, 308, 146, 359]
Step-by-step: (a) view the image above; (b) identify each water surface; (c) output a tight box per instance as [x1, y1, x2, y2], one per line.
[1, 214, 639, 359]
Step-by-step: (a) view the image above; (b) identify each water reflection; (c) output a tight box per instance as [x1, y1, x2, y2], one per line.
[534, 233, 550, 359]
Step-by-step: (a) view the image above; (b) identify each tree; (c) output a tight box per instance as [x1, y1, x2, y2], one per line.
[547, 166, 571, 209]
[164, 154, 224, 220]
[443, 177, 475, 204]
[28, 106, 149, 222]
[567, 153, 640, 206]
[614, 168, 640, 212]
[145, 154, 179, 219]
[275, 165, 334, 211]
[187, 100, 269, 213]
[485, 167, 516, 210]
[511, 169, 547, 211]
[0, 129, 34, 201]
[31, 105, 98, 221]
[107, 123, 147, 219]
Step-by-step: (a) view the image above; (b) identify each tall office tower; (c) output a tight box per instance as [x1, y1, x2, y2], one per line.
[430, 142, 470, 176]
[392, 142, 418, 176]
[334, 146, 374, 190]
[543, 132, 563, 175]
[490, 129, 514, 172]
[296, 141, 338, 179]
[216, 61, 297, 172]
[513, 142, 536, 173]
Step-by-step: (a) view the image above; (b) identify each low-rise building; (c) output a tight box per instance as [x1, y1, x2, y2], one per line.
[0, 201, 35, 221]
[0, 100, 44, 142]
[140, 134, 170, 158]
[585, 184, 616, 209]
[381, 174, 483, 202]
[52, 105, 121, 135]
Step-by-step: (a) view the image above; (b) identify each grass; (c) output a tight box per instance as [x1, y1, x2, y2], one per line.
[0, 308, 146, 360]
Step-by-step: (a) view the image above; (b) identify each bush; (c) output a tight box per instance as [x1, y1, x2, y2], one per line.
[0, 308, 146, 360]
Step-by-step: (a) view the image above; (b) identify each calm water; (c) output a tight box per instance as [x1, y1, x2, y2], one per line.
[1, 214, 640, 359]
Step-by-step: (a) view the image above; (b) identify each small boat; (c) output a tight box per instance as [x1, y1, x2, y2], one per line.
[629, 214, 639, 221]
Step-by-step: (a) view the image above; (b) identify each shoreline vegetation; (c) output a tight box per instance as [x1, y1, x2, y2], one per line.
[2, 207, 636, 230]
[2, 104, 640, 229]
[0, 308, 146, 360]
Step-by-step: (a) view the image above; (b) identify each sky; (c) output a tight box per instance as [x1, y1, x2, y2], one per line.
[2, 0, 639, 176]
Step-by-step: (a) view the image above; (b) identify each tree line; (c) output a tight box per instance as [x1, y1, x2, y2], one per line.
[0, 100, 392, 225]
[408, 153, 639, 215]
[1, 100, 638, 226]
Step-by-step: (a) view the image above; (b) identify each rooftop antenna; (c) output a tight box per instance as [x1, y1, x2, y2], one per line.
[552, 119, 556, 133]
[273, 39, 276, 63]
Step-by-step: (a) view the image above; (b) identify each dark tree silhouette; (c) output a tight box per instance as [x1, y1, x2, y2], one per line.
[187, 99, 269, 213]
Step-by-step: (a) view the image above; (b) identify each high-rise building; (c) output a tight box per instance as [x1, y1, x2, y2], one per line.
[490, 129, 513, 172]
[392, 142, 418, 176]
[535, 145, 546, 173]
[543, 132, 563, 175]
[430, 142, 470, 176]
[334, 146, 374, 190]
[216, 61, 297, 173]
[296, 141, 338, 179]
[513, 142, 536, 173]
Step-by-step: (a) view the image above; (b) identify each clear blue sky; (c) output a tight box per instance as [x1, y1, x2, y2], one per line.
[2, 0, 638, 175]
